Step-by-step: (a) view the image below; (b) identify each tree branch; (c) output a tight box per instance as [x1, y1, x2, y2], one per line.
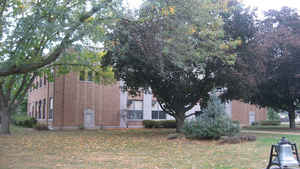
[9, 74, 29, 108]
[157, 99, 175, 116]
[49, 63, 99, 72]
[0, 5, 106, 76]
[11, 73, 37, 109]
[185, 112, 197, 118]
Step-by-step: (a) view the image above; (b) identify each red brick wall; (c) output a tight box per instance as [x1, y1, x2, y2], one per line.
[52, 72, 121, 128]
[27, 76, 54, 125]
[231, 100, 267, 125]
[28, 73, 267, 129]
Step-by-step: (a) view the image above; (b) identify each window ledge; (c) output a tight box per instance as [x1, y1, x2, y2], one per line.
[127, 119, 143, 121]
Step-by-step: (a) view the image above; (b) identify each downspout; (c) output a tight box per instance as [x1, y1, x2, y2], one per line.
[53, 71, 56, 129]
[101, 84, 104, 129]
[46, 76, 49, 128]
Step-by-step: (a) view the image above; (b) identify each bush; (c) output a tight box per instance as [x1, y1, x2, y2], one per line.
[12, 114, 37, 128]
[267, 108, 280, 121]
[143, 120, 157, 128]
[161, 120, 177, 128]
[143, 120, 176, 128]
[182, 94, 240, 139]
[34, 123, 49, 130]
[260, 120, 281, 126]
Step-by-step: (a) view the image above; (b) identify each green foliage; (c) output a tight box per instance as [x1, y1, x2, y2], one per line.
[143, 120, 176, 128]
[34, 123, 49, 131]
[143, 120, 157, 128]
[251, 122, 259, 126]
[12, 114, 37, 128]
[260, 120, 281, 126]
[79, 124, 84, 130]
[182, 94, 240, 139]
[221, 7, 300, 128]
[267, 108, 280, 121]
[104, 0, 243, 131]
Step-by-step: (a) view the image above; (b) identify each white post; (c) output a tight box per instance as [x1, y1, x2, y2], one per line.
[120, 81, 128, 128]
[143, 89, 152, 120]
[225, 101, 232, 118]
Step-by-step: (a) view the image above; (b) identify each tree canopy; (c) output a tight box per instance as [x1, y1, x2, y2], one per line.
[104, 0, 242, 132]
[222, 7, 300, 128]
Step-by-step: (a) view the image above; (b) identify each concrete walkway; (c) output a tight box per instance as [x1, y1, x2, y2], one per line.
[242, 130, 300, 136]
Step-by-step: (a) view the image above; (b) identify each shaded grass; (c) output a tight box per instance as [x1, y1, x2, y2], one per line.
[243, 124, 300, 133]
[1, 126, 300, 169]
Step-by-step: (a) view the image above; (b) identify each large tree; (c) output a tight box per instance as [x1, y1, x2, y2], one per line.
[221, 7, 300, 128]
[0, 0, 121, 134]
[104, 0, 241, 132]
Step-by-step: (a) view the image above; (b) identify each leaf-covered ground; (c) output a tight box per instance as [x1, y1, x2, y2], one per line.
[1, 127, 300, 169]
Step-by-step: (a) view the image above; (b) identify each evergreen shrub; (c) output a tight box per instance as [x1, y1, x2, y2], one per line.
[182, 94, 240, 139]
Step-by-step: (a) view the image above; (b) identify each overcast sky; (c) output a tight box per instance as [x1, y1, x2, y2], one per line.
[126, 0, 300, 15]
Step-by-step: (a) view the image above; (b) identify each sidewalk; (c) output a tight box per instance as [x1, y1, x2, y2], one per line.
[242, 130, 300, 136]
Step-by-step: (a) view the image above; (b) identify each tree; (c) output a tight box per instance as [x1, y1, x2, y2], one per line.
[0, 0, 121, 134]
[104, 0, 241, 132]
[267, 108, 280, 121]
[222, 7, 300, 128]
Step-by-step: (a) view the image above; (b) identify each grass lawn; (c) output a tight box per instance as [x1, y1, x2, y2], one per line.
[1, 126, 300, 169]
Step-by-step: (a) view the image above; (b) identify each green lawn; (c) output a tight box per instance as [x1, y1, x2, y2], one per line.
[1, 126, 300, 169]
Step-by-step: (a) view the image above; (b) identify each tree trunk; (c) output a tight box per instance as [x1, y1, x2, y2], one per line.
[288, 110, 296, 129]
[0, 107, 10, 135]
[175, 113, 185, 133]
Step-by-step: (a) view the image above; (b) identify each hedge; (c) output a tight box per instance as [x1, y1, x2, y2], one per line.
[143, 120, 176, 128]
[260, 120, 281, 126]
[13, 115, 37, 128]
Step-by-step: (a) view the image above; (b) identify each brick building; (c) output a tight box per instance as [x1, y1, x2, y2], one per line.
[27, 71, 267, 129]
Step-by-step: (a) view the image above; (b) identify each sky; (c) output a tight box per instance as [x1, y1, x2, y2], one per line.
[126, 0, 300, 15]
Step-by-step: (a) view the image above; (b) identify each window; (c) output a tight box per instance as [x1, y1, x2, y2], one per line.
[28, 103, 31, 116]
[42, 99, 46, 119]
[38, 100, 41, 119]
[152, 111, 166, 120]
[32, 105, 35, 118]
[31, 105, 34, 117]
[79, 71, 85, 81]
[88, 71, 93, 81]
[49, 97, 53, 120]
[35, 102, 38, 119]
[151, 100, 166, 120]
[127, 100, 143, 110]
[44, 75, 47, 85]
[127, 100, 143, 120]
[127, 110, 143, 120]
[95, 72, 100, 82]
[39, 77, 42, 88]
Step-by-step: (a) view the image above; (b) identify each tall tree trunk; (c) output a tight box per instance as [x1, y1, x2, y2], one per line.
[288, 109, 296, 129]
[174, 113, 185, 133]
[0, 107, 10, 134]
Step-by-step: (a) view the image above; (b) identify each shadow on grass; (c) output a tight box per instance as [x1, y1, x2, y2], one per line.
[243, 124, 300, 133]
